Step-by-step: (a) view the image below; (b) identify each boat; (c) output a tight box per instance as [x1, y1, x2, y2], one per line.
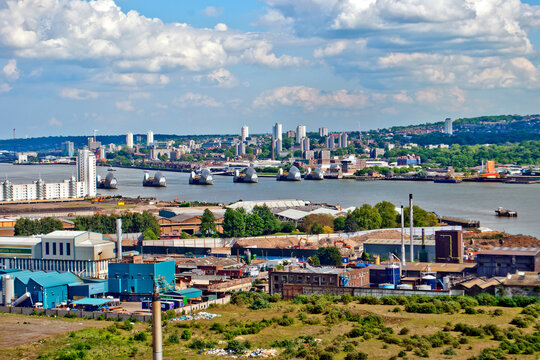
[143, 171, 166, 187]
[97, 171, 118, 189]
[233, 166, 258, 183]
[304, 166, 324, 180]
[434, 177, 462, 183]
[189, 168, 213, 185]
[276, 166, 301, 181]
[495, 207, 517, 217]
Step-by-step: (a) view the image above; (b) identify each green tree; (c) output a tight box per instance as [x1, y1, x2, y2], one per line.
[354, 204, 382, 230]
[222, 209, 246, 237]
[252, 205, 280, 234]
[344, 213, 359, 232]
[374, 201, 398, 228]
[333, 216, 346, 231]
[300, 214, 334, 233]
[143, 228, 158, 240]
[404, 205, 439, 227]
[245, 214, 264, 237]
[199, 209, 216, 236]
[310, 222, 324, 234]
[316, 247, 342, 266]
[280, 221, 296, 233]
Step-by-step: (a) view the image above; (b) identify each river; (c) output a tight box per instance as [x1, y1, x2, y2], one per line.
[1, 163, 539, 237]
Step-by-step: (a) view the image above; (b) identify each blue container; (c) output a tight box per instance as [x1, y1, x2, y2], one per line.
[385, 265, 400, 285]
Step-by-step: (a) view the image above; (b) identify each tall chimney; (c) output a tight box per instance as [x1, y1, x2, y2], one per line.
[152, 284, 163, 360]
[116, 218, 123, 260]
[409, 194, 414, 263]
[400, 205, 405, 266]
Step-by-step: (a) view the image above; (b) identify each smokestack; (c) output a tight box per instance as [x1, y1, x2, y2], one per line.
[400, 205, 405, 266]
[152, 285, 163, 360]
[116, 218, 123, 260]
[409, 194, 414, 263]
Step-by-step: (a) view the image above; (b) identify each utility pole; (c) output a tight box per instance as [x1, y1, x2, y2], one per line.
[400, 205, 405, 266]
[152, 282, 163, 360]
[409, 194, 414, 263]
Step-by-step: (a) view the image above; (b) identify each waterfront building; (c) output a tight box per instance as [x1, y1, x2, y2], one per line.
[272, 123, 282, 152]
[146, 130, 154, 146]
[126, 132, 133, 149]
[444, 118, 453, 135]
[76, 149, 97, 197]
[296, 125, 306, 143]
[61, 141, 74, 157]
[301, 136, 310, 152]
[319, 127, 328, 137]
[397, 155, 421, 166]
[241, 126, 249, 141]
[477, 247, 540, 277]
[339, 133, 348, 148]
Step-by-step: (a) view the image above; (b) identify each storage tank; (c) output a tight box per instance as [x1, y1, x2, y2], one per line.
[2, 275, 14, 306]
[385, 264, 400, 286]
[422, 274, 437, 290]
[397, 284, 413, 290]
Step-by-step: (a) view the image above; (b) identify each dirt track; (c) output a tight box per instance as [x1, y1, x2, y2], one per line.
[0, 313, 103, 349]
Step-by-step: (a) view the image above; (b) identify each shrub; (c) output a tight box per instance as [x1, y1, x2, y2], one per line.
[399, 327, 410, 335]
[167, 333, 180, 344]
[510, 316, 529, 328]
[181, 329, 192, 340]
[188, 339, 216, 350]
[319, 352, 334, 360]
[134, 332, 147, 341]
[442, 347, 456, 356]
[249, 297, 270, 310]
[476, 293, 498, 306]
[225, 340, 250, 354]
[345, 351, 368, 360]
[492, 309, 503, 316]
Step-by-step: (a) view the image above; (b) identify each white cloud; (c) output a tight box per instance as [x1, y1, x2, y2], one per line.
[59, 88, 99, 100]
[393, 90, 414, 104]
[206, 68, 238, 87]
[253, 9, 293, 29]
[0, 0, 303, 73]
[202, 6, 223, 18]
[253, 86, 369, 110]
[415, 86, 466, 106]
[2, 59, 19, 81]
[0, 83, 11, 93]
[116, 100, 134, 111]
[175, 92, 222, 108]
[99, 73, 170, 86]
[48, 117, 62, 126]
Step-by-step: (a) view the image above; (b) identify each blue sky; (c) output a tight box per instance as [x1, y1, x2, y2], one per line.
[0, 0, 539, 138]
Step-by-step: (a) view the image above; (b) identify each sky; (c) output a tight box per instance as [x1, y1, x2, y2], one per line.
[0, 0, 539, 139]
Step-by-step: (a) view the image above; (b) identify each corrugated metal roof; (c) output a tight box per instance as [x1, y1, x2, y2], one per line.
[30, 272, 83, 288]
[478, 247, 540, 256]
[42, 231, 88, 238]
[364, 239, 436, 246]
[72, 298, 115, 306]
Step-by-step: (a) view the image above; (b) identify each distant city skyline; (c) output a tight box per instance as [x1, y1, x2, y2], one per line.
[0, 0, 539, 138]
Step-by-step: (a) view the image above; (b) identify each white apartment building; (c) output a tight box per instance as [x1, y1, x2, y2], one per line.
[147, 130, 154, 146]
[296, 125, 306, 143]
[126, 132, 134, 148]
[76, 149, 97, 197]
[444, 118, 453, 135]
[241, 126, 249, 141]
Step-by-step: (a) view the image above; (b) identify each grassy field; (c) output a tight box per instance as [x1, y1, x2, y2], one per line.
[0, 296, 538, 360]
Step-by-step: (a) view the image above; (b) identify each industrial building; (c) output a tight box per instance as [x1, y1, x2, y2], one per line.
[435, 230, 463, 263]
[368, 262, 477, 288]
[363, 238, 435, 262]
[269, 265, 369, 299]
[0, 269, 108, 309]
[158, 209, 226, 236]
[0, 231, 115, 278]
[476, 247, 540, 277]
[108, 260, 175, 300]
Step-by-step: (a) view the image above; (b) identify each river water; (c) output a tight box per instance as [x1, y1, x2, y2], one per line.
[1, 164, 539, 237]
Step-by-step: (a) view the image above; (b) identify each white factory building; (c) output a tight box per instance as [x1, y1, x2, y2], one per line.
[0, 149, 96, 203]
[0, 231, 115, 279]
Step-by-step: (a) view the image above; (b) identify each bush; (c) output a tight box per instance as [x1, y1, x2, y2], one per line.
[181, 329, 192, 340]
[133, 332, 147, 341]
[399, 327, 410, 335]
[442, 347, 457, 356]
[188, 339, 216, 350]
[476, 293, 498, 306]
[249, 297, 270, 310]
[492, 309, 503, 316]
[225, 340, 250, 354]
[345, 351, 368, 360]
[510, 316, 529, 328]
[167, 333, 180, 344]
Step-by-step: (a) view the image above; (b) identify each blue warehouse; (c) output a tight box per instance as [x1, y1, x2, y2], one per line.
[108, 261, 175, 301]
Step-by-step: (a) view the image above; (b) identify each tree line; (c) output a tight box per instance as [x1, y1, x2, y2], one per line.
[14, 212, 161, 238]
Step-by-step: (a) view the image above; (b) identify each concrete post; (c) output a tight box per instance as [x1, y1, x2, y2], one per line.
[116, 218, 123, 260]
[152, 289, 163, 360]
[409, 194, 414, 263]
